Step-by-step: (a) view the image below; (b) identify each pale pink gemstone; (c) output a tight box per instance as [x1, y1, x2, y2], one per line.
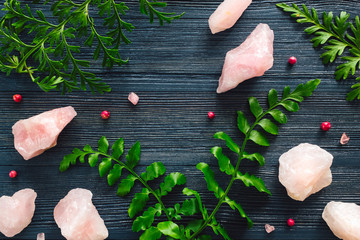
[209, 0, 252, 34]
[323, 201, 360, 240]
[0, 189, 37, 237]
[340, 132, 350, 145]
[37, 233, 45, 240]
[264, 224, 275, 233]
[54, 188, 108, 240]
[216, 23, 274, 94]
[278, 143, 333, 201]
[12, 106, 77, 160]
[128, 92, 139, 105]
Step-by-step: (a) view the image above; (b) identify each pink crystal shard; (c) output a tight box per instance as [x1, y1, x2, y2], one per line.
[340, 132, 350, 145]
[12, 106, 77, 160]
[217, 23, 274, 94]
[37, 233, 45, 240]
[208, 0, 252, 34]
[54, 188, 108, 240]
[278, 143, 333, 201]
[265, 224, 275, 233]
[0, 189, 37, 237]
[323, 201, 360, 240]
[128, 92, 139, 105]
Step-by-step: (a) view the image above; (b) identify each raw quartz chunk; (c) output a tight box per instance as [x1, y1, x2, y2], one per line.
[264, 224, 275, 233]
[0, 189, 37, 237]
[37, 233, 45, 240]
[12, 106, 77, 160]
[322, 201, 360, 240]
[208, 0, 252, 34]
[278, 143, 333, 201]
[340, 132, 350, 145]
[54, 188, 108, 240]
[216, 23, 274, 93]
[128, 92, 139, 105]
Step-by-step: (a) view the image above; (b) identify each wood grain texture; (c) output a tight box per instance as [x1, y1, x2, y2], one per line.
[1, 0, 360, 239]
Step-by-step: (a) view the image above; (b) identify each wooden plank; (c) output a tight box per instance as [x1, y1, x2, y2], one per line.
[0, 0, 360, 239]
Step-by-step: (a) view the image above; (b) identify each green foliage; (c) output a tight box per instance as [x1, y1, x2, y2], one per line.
[180, 198, 200, 216]
[196, 162, 225, 199]
[211, 146, 234, 175]
[129, 188, 151, 218]
[133, 204, 161, 232]
[60, 136, 188, 240]
[213, 132, 240, 154]
[0, 0, 183, 93]
[209, 217, 231, 240]
[190, 79, 320, 239]
[157, 221, 183, 239]
[235, 171, 271, 195]
[139, 0, 185, 25]
[277, 3, 360, 100]
[139, 227, 162, 240]
[158, 172, 187, 197]
[60, 81, 320, 240]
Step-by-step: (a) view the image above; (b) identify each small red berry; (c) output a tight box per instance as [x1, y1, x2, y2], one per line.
[9, 170, 17, 178]
[287, 218, 295, 227]
[101, 110, 110, 120]
[288, 56, 297, 65]
[208, 111, 215, 119]
[13, 94, 22, 103]
[321, 121, 331, 131]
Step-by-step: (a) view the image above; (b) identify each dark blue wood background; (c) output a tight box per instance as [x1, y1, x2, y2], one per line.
[0, 0, 359, 239]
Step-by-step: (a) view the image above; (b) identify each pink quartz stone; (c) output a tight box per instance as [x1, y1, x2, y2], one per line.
[278, 143, 333, 201]
[340, 132, 350, 145]
[208, 0, 252, 34]
[265, 224, 275, 233]
[12, 106, 77, 160]
[323, 201, 360, 240]
[0, 189, 37, 237]
[54, 188, 108, 240]
[37, 233, 45, 240]
[128, 92, 139, 105]
[216, 23, 274, 94]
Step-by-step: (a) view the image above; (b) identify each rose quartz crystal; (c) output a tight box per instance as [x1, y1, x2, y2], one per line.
[12, 106, 77, 160]
[340, 132, 350, 145]
[0, 189, 37, 237]
[216, 23, 274, 93]
[323, 201, 360, 240]
[128, 92, 139, 105]
[208, 0, 252, 34]
[278, 143, 333, 201]
[54, 188, 108, 240]
[264, 224, 275, 233]
[37, 233, 45, 240]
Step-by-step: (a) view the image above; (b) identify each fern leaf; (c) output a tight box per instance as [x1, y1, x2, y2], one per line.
[129, 188, 151, 218]
[159, 172, 186, 197]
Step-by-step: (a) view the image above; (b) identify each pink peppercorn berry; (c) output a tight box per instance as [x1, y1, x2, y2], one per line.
[321, 121, 331, 131]
[13, 94, 22, 103]
[9, 170, 17, 178]
[288, 56, 297, 65]
[101, 110, 110, 120]
[208, 111, 215, 119]
[287, 218, 295, 227]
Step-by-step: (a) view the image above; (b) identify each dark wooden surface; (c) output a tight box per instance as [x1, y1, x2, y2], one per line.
[1, 0, 360, 239]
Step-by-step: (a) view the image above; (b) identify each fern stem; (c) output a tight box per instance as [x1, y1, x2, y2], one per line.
[301, 12, 356, 50]
[16, 0, 91, 73]
[110, 0, 127, 48]
[0, 19, 35, 48]
[86, 15, 127, 65]
[189, 98, 292, 240]
[6, 0, 58, 28]
[97, 152, 172, 221]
